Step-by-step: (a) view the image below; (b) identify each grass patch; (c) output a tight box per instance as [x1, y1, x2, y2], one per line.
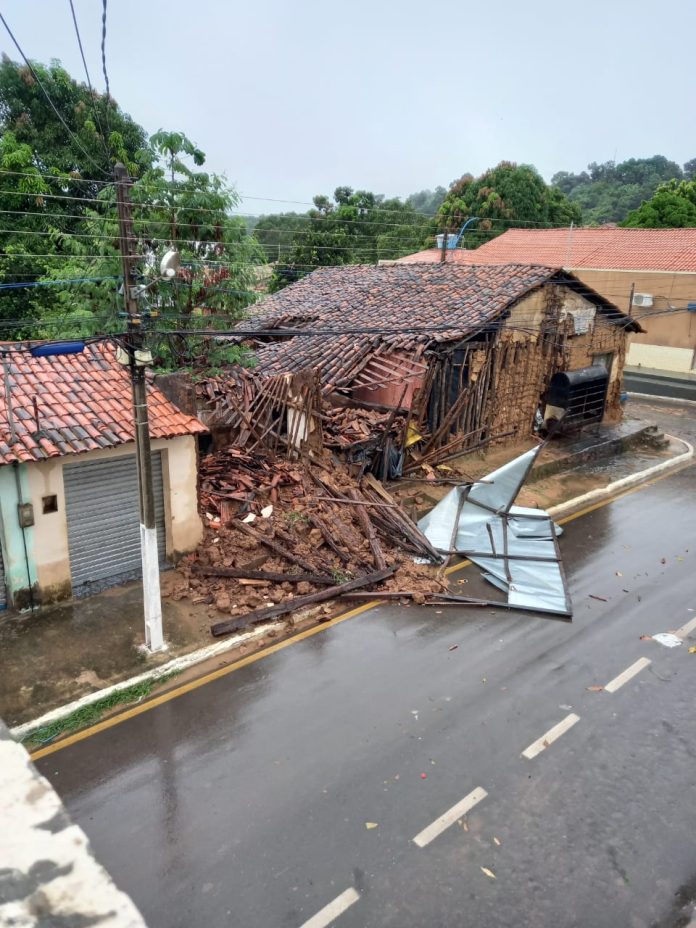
[330, 568, 354, 584]
[23, 671, 179, 751]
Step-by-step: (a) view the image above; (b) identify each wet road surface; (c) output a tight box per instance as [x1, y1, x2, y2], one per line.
[37, 464, 696, 928]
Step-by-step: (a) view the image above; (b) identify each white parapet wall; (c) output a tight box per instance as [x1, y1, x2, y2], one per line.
[627, 342, 695, 373]
[0, 722, 147, 927]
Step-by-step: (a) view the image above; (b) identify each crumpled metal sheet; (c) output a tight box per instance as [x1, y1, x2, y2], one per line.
[418, 446, 572, 617]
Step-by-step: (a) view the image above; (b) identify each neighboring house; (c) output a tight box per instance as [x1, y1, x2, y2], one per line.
[236, 263, 641, 472]
[397, 228, 696, 375]
[0, 342, 207, 610]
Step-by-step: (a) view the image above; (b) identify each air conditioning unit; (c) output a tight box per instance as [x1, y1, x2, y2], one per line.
[632, 293, 653, 308]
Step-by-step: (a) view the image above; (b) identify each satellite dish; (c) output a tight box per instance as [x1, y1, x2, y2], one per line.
[159, 248, 180, 278]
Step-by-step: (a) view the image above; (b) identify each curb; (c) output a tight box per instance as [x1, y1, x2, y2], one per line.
[11, 437, 694, 744]
[11, 620, 285, 741]
[628, 391, 696, 408]
[547, 434, 694, 519]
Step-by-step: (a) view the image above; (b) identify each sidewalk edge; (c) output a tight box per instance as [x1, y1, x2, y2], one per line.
[547, 434, 693, 520]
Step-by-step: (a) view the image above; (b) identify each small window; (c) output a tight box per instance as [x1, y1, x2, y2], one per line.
[592, 352, 613, 372]
[42, 495, 58, 514]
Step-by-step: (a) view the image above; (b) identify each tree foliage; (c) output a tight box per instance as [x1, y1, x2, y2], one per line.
[253, 212, 311, 262]
[268, 187, 434, 289]
[622, 178, 696, 228]
[437, 162, 581, 247]
[551, 156, 690, 224]
[405, 187, 447, 217]
[0, 56, 263, 365]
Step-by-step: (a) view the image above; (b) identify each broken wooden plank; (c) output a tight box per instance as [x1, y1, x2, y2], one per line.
[211, 565, 398, 636]
[233, 521, 322, 575]
[191, 565, 338, 585]
[348, 488, 387, 570]
[306, 512, 352, 565]
[314, 495, 398, 509]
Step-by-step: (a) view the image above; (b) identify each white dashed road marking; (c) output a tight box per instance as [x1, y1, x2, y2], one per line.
[604, 657, 651, 693]
[675, 615, 696, 639]
[412, 787, 488, 848]
[299, 888, 360, 928]
[522, 713, 580, 759]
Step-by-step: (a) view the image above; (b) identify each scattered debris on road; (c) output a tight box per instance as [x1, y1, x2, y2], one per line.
[651, 633, 682, 648]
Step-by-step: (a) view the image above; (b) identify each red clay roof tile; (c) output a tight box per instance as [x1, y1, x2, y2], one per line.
[0, 342, 207, 466]
[397, 228, 696, 273]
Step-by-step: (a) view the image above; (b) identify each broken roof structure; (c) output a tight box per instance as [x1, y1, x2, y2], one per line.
[242, 263, 640, 389]
[214, 262, 643, 478]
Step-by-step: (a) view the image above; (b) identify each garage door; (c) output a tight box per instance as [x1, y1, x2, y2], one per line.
[64, 453, 167, 597]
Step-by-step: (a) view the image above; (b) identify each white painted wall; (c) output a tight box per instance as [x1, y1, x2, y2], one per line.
[627, 342, 696, 373]
[23, 434, 202, 602]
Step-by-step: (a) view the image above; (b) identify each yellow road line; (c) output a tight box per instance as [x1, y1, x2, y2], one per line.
[30, 601, 377, 760]
[30, 463, 688, 760]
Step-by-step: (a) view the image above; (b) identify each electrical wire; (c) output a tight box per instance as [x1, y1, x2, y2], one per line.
[68, 0, 109, 160]
[100, 0, 112, 151]
[0, 12, 108, 177]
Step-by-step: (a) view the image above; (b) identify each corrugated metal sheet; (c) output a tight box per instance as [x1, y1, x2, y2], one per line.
[64, 453, 167, 597]
[0, 541, 6, 609]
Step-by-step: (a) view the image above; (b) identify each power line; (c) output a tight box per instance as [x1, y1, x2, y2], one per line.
[100, 0, 112, 152]
[0, 12, 108, 177]
[68, 0, 109, 159]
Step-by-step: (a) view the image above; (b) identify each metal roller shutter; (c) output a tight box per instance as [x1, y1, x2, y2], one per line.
[64, 452, 167, 597]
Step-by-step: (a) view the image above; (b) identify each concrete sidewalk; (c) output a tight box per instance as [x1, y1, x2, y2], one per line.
[1, 404, 692, 735]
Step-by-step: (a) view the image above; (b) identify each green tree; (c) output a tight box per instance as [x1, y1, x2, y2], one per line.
[551, 156, 686, 224]
[405, 187, 447, 217]
[38, 129, 264, 367]
[0, 57, 263, 364]
[270, 187, 433, 289]
[253, 212, 311, 262]
[622, 179, 696, 227]
[0, 55, 150, 332]
[438, 162, 580, 247]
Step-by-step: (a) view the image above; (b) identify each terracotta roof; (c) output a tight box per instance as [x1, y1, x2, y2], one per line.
[242, 263, 635, 388]
[397, 227, 696, 272]
[0, 341, 207, 466]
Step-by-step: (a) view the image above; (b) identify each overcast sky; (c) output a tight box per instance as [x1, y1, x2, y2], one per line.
[3, 0, 694, 213]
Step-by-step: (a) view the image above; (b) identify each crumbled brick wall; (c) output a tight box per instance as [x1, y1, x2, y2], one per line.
[485, 284, 630, 441]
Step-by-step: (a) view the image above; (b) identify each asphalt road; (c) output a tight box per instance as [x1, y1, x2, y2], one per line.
[37, 464, 696, 928]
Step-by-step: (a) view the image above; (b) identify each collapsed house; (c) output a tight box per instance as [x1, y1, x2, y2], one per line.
[164, 263, 644, 631]
[219, 263, 642, 477]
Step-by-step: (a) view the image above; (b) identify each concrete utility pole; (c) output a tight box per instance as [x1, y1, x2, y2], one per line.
[114, 163, 164, 652]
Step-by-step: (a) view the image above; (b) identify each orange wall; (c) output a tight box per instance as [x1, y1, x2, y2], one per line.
[571, 268, 696, 351]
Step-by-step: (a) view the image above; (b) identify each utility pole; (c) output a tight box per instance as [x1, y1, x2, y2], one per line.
[114, 162, 164, 652]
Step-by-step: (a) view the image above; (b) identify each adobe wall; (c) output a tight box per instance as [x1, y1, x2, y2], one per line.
[489, 285, 631, 441]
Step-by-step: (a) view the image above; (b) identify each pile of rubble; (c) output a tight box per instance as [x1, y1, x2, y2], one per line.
[171, 448, 448, 637]
[322, 404, 405, 449]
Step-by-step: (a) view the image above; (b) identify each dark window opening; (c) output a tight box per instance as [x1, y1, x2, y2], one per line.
[42, 494, 58, 514]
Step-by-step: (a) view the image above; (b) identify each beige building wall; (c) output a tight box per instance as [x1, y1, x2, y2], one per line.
[570, 268, 696, 372]
[24, 434, 202, 602]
